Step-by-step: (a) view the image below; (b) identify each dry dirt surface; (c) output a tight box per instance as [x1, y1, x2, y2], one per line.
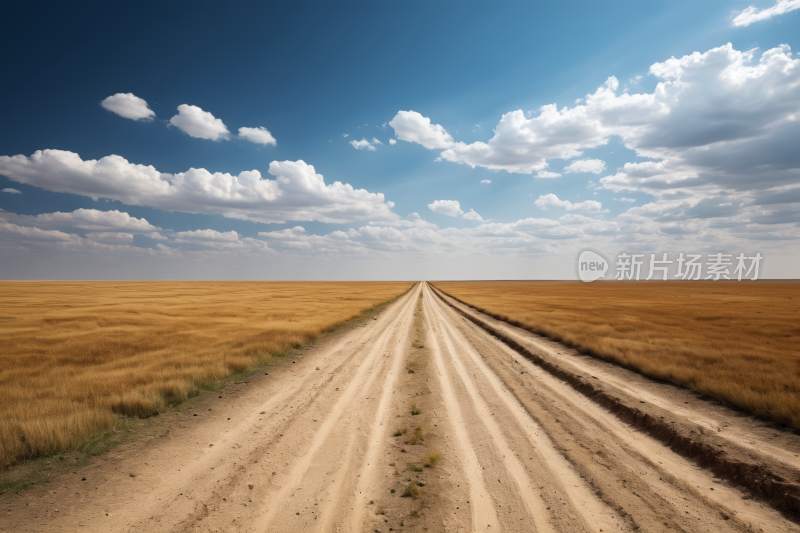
[3, 282, 800, 532]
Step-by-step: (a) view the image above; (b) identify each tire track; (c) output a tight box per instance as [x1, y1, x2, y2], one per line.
[252, 283, 420, 532]
[429, 283, 800, 532]
[426, 292, 503, 531]
[349, 287, 417, 530]
[425, 283, 622, 532]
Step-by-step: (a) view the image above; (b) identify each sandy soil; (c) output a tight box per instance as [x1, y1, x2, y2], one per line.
[3, 282, 800, 532]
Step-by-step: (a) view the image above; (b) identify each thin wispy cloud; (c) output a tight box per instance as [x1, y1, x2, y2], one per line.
[350, 138, 376, 151]
[733, 0, 800, 26]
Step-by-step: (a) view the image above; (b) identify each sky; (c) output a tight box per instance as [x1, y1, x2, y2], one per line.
[1, 0, 799, 280]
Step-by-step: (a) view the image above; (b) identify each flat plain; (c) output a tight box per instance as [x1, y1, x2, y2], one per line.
[433, 280, 800, 429]
[0, 280, 413, 469]
[4, 282, 799, 532]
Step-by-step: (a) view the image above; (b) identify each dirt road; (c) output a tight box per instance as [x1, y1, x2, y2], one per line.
[4, 282, 800, 532]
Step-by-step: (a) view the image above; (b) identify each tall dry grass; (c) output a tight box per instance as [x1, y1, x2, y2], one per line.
[434, 281, 800, 429]
[0, 281, 412, 469]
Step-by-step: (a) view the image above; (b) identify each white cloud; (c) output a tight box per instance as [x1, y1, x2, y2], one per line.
[388, 111, 455, 150]
[169, 104, 230, 140]
[462, 208, 484, 221]
[534, 193, 603, 212]
[389, 139, 397, 145]
[420, 43, 800, 244]
[342, 133, 349, 138]
[174, 229, 238, 242]
[100, 93, 155, 121]
[239, 126, 276, 146]
[536, 171, 562, 179]
[613, 197, 637, 203]
[733, 0, 800, 26]
[433, 43, 800, 189]
[170, 229, 248, 249]
[0, 219, 79, 243]
[428, 199, 464, 217]
[371, 137, 383, 145]
[1, 208, 160, 233]
[480, 179, 492, 184]
[0, 150, 397, 224]
[2, 188, 21, 194]
[350, 138, 376, 151]
[85, 232, 134, 244]
[563, 159, 606, 174]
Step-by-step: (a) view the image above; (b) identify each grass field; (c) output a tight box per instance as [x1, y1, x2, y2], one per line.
[433, 281, 800, 429]
[0, 281, 413, 469]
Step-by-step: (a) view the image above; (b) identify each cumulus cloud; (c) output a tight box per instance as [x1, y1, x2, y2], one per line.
[598, 44, 800, 194]
[342, 133, 349, 138]
[169, 104, 230, 140]
[733, 0, 800, 26]
[534, 193, 603, 212]
[1, 208, 160, 233]
[410, 43, 800, 244]
[462, 208, 484, 221]
[371, 138, 383, 145]
[0, 150, 397, 224]
[100, 93, 155, 121]
[238, 126, 276, 146]
[389, 139, 397, 145]
[428, 199, 464, 217]
[388, 111, 455, 150]
[614, 197, 636, 203]
[536, 171, 562, 179]
[430, 44, 800, 190]
[350, 138, 376, 151]
[563, 159, 606, 174]
[0, 214, 177, 259]
[480, 179, 492, 184]
[2, 188, 21, 194]
[169, 229, 258, 250]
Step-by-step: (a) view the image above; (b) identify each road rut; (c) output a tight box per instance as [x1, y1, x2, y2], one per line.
[3, 282, 799, 532]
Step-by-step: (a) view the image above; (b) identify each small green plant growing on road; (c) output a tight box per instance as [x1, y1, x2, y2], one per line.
[410, 465, 423, 472]
[390, 489, 396, 494]
[406, 426, 423, 445]
[393, 428, 408, 437]
[375, 506, 386, 515]
[410, 403, 421, 415]
[128, 472, 136, 477]
[425, 452, 441, 467]
[403, 483, 420, 499]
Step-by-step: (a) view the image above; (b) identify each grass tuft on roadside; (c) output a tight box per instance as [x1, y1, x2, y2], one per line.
[402, 483, 420, 499]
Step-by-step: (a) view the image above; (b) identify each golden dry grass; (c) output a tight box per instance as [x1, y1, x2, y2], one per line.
[0, 281, 413, 469]
[434, 281, 800, 429]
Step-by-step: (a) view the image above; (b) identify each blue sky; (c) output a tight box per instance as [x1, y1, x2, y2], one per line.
[1, 0, 799, 279]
